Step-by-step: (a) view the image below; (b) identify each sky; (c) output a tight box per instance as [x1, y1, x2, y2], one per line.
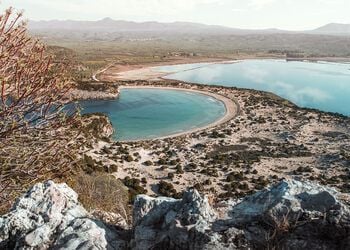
[1, 0, 349, 30]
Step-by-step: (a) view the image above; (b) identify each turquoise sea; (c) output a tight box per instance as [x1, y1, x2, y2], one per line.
[80, 88, 226, 141]
[158, 60, 350, 116]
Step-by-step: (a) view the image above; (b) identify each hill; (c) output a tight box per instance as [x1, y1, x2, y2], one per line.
[29, 18, 350, 36]
[311, 23, 350, 35]
[28, 18, 290, 35]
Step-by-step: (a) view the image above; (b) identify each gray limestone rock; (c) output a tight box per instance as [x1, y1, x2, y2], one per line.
[1, 179, 349, 250]
[0, 181, 126, 250]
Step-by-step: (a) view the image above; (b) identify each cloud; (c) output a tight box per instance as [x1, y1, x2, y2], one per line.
[3, 0, 225, 20]
[248, 0, 277, 9]
[231, 8, 247, 12]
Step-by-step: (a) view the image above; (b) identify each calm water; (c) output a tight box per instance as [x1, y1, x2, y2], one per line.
[80, 88, 226, 141]
[158, 60, 350, 116]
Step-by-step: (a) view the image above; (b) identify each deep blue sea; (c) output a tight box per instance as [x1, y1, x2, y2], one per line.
[80, 88, 226, 141]
[158, 60, 350, 116]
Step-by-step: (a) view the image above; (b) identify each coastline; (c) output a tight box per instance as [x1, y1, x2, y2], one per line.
[118, 85, 239, 142]
[87, 80, 350, 199]
[98, 54, 290, 82]
[86, 57, 349, 142]
[110, 60, 236, 81]
[83, 63, 350, 201]
[101, 57, 350, 81]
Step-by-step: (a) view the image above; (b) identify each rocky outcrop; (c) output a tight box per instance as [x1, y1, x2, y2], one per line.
[217, 180, 350, 249]
[0, 180, 349, 249]
[70, 89, 119, 100]
[70, 82, 120, 100]
[0, 181, 126, 249]
[131, 190, 246, 250]
[132, 180, 350, 249]
[81, 113, 114, 139]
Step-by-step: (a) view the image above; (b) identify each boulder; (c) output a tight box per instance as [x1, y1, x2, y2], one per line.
[219, 180, 350, 249]
[0, 181, 126, 249]
[0, 179, 349, 250]
[132, 189, 247, 250]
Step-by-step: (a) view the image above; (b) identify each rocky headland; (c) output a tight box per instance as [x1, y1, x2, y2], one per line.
[70, 81, 120, 100]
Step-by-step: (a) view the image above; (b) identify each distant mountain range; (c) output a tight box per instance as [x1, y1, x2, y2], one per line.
[28, 18, 284, 35]
[28, 18, 350, 36]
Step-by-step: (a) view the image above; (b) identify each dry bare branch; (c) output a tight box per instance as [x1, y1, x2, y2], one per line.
[0, 7, 82, 213]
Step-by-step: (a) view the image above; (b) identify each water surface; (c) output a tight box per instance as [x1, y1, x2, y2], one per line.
[157, 60, 350, 116]
[80, 88, 226, 141]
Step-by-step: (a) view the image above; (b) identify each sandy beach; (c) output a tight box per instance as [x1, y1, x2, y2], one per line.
[111, 61, 235, 81]
[98, 57, 246, 82]
[118, 85, 239, 141]
[100, 56, 350, 82]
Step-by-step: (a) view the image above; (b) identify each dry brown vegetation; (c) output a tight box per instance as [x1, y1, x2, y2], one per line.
[0, 8, 81, 213]
[67, 172, 131, 223]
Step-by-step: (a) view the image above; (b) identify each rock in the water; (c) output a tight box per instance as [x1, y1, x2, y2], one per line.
[0, 181, 126, 249]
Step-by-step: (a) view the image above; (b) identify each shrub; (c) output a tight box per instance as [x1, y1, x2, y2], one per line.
[158, 181, 179, 198]
[158, 158, 167, 165]
[226, 172, 245, 182]
[169, 159, 178, 166]
[125, 155, 134, 162]
[122, 176, 147, 202]
[204, 179, 212, 185]
[193, 183, 204, 191]
[143, 160, 153, 166]
[68, 173, 130, 223]
[238, 182, 249, 190]
[176, 164, 184, 174]
[0, 8, 81, 213]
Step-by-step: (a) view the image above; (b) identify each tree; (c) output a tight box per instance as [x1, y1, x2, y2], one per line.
[0, 7, 81, 212]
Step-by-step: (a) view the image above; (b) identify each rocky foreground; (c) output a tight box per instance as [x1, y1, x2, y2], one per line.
[1, 179, 349, 249]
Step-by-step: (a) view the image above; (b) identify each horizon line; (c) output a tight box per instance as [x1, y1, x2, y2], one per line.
[27, 17, 350, 32]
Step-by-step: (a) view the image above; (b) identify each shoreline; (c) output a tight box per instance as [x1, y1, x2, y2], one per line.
[89, 58, 349, 142]
[103, 57, 350, 81]
[97, 57, 233, 82]
[86, 81, 350, 200]
[110, 60, 238, 81]
[118, 85, 239, 142]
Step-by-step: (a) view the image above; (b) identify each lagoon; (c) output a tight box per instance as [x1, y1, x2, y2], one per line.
[158, 60, 350, 116]
[80, 88, 226, 141]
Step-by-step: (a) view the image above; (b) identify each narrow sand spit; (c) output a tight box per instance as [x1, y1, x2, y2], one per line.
[99, 58, 234, 82]
[113, 61, 238, 81]
[118, 86, 239, 141]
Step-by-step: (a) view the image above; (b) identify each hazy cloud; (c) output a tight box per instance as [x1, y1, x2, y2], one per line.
[249, 0, 277, 9]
